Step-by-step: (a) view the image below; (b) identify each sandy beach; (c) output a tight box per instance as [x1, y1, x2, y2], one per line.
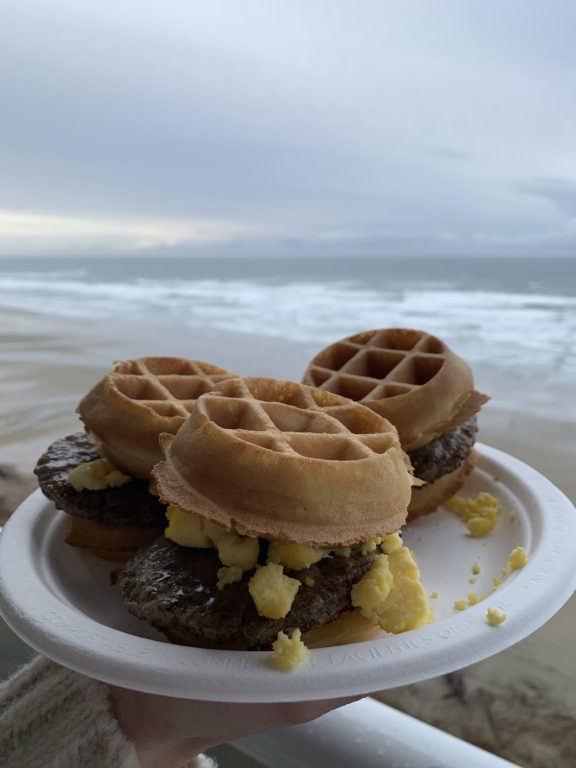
[1, 306, 575, 767]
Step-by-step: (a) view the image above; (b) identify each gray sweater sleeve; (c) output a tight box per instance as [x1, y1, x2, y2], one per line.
[0, 655, 217, 768]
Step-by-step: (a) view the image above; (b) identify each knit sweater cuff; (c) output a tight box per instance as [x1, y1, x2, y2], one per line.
[0, 655, 217, 768]
[0, 654, 140, 768]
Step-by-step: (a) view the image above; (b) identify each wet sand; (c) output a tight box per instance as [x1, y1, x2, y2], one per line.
[0, 307, 575, 767]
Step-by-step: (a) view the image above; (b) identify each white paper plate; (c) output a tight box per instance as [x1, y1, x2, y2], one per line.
[1, 444, 575, 702]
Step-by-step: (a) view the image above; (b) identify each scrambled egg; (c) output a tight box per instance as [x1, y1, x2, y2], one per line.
[68, 458, 131, 492]
[360, 536, 384, 553]
[445, 492, 501, 537]
[216, 565, 243, 590]
[218, 532, 259, 571]
[486, 607, 507, 626]
[351, 554, 394, 619]
[352, 547, 431, 633]
[454, 592, 485, 610]
[507, 546, 528, 570]
[163, 509, 433, 666]
[165, 504, 227, 549]
[267, 541, 326, 570]
[272, 629, 310, 671]
[455, 544, 528, 614]
[381, 532, 404, 553]
[248, 563, 301, 619]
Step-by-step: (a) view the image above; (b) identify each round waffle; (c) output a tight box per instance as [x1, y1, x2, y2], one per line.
[302, 328, 488, 450]
[153, 377, 416, 547]
[77, 357, 237, 478]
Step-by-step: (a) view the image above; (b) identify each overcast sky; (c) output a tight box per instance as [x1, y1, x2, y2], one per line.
[1, 0, 575, 257]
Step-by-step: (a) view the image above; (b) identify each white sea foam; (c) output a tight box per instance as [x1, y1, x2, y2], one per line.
[1, 273, 575, 380]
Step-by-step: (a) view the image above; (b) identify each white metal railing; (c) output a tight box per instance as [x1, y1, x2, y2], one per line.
[231, 697, 520, 768]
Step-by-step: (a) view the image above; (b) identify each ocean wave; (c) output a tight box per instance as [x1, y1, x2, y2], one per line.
[0, 274, 574, 373]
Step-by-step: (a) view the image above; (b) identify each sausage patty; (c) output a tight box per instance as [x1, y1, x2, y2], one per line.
[407, 417, 478, 483]
[120, 536, 376, 650]
[34, 433, 167, 528]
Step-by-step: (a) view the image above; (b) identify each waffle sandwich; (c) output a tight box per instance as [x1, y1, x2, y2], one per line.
[302, 329, 488, 519]
[120, 378, 431, 652]
[34, 357, 237, 561]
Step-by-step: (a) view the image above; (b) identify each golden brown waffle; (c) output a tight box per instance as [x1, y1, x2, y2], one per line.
[77, 357, 238, 478]
[303, 329, 488, 450]
[153, 377, 417, 547]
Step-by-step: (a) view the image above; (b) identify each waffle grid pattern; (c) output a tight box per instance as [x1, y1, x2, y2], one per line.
[198, 378, 397, 462]
[304, 329, 446, 403]
[111, 358, 235, 418]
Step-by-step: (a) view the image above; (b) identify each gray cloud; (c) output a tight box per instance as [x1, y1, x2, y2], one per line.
[1, 1, 576, 255]
[428, 148, 471, 161]
[518, 179, 576, 217]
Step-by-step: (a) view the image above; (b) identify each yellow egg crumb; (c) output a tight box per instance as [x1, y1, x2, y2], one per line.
[304, 577, 315, 588]
[164, 505, 229, 549]
[472, 562, 481, 575]
[454, 592, 487, 611]
[371, 548, 431, 633]
[486, 607, 507, 626]
[469, 577, 477, 585]
[360, 536, 383, 553]
[68, 458, 131, 492]
[467, 592, 484, 605]
[332, 546, 352, 557]
[216, 565, 243, 590]
[165, 505, 212, 548]
[501, 566, 510, 578]
[381, 532, 403, 553]
[467, 517, 495, 537]
[218, 532, 260, 571]
[430, 591, 438, 599]
[248, 563, 300, 619]
[507, 546, 528, 570]
[492, 576, 502, 588]
[446, 492, 501, 537]
[271, 629, 310, 671]
[351, 554, 394, 620]
[267, 540, 326, 570]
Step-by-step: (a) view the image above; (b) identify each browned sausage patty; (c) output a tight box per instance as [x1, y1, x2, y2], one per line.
[34, 433, 166, 527]
[120, 536, 376, 650]
[407, 417, 477, 483]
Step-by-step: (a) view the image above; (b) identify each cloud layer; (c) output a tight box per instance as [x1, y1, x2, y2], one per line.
[1, 1, 576, 256]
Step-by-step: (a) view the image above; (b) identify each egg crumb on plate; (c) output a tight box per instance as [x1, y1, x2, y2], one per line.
[445, 491, 501, 537]
[454, 592, 486, 611]
[507, 546, 528, 570]
[272, 629, 311, 671]
[467, 592, 484, 605]
[486, 607, 507, 626]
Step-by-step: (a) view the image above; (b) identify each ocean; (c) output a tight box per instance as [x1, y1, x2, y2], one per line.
[0, 255, 574, 419]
